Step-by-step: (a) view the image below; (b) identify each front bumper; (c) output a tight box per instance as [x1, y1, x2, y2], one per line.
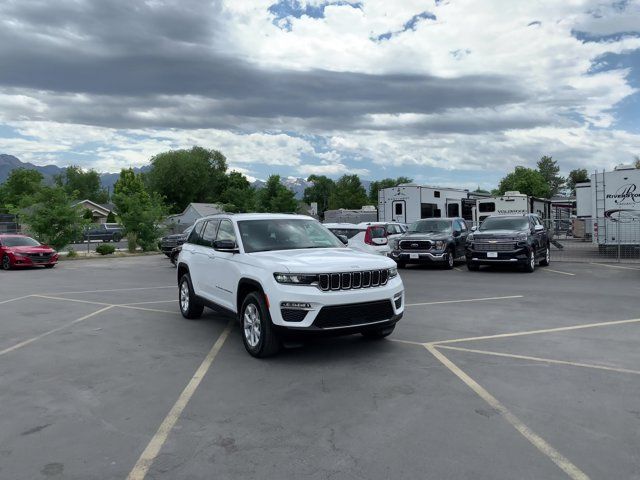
[390, 250, 447, 263]
[10, 254, 58, 267]
[266, 276, 404, 330]
[465, 246, 530, 264]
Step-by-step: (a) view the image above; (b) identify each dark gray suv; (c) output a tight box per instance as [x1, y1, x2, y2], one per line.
[465, 214, 550, 272]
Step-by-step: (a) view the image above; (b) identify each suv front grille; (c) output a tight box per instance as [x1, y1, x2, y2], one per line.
[473, 242, 517, 251]
[318, 270, 389, 291]
[399, 240, 431, 250]
[281, 309, 308, 322]
[313, 300, 395, 329]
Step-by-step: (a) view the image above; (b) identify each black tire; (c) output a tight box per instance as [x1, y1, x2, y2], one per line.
[539, 245, 550, 266]
[44, 264, 55, 269]
[524, 249, 536, 273]
[179, 274, 204, 319]
[445, 248, 455, 269]
[2, 254, 11, 270]
[361, 325, 395, 339]
[467, 262, 479, 271]
[113, 234, 121, 242]
[170, 252, 178, 267]
[240, 292, 280, 358]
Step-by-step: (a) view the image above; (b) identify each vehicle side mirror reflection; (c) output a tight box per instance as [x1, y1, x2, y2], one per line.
[213, 239, 239, 252]
[453, 230, 461, 237]
[534, 224, 544, 232]
[471, 225, 478, 232]
[337, 234, 348, 245]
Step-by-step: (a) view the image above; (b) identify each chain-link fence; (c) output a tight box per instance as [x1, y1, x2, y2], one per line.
[546, 217, 640, 263]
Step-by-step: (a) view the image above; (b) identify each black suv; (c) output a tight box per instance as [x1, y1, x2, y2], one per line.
[465, 214, 550, 272]
[390, 217, 469, 269]
[159, 225, 193, 257]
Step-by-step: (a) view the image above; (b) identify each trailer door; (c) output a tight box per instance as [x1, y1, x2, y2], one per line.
[446, 199, 461, 218]
[392, 200, 406, 223]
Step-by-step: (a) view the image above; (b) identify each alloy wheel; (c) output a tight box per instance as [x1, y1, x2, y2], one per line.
[243, 303, 261, 348]
[2, 256, 9, 270]
[530, 251, 535, 270]
[179, 281, 190, 312]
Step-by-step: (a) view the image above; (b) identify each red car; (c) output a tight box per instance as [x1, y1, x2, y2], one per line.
[0, 234, 59, 270]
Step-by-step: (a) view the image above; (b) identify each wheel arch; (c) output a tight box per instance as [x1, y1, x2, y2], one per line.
[237, 278, 266, 315]
[177, 262, 190, 283]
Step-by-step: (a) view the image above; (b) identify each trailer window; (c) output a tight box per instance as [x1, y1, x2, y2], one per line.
[394, 203, 403, 215]
[421, 203, 440, 218]
[434, 191, 440, 198]
[479, 202, 495, 213]
[447, 204, 459, 217]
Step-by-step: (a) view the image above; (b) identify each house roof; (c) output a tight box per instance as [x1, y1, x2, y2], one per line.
[187, 203, 224, 217]
[72, 199, 114, 214]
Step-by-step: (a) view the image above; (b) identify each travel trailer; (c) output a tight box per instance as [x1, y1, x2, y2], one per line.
[576, 165, 640, 247]
[378, 185, 483, 224]
[473, 192, 552, 225]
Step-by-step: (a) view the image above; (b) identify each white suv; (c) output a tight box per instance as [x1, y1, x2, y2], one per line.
[177, 214, 404, 357]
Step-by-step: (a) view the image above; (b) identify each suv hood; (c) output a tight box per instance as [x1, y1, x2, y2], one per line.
[249, 248, 395, 272]
[401, 232, 450, 241]
[473, 229, 525, 240]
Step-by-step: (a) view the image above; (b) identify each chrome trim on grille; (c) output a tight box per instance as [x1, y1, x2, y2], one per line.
[317, 269, 390, 291]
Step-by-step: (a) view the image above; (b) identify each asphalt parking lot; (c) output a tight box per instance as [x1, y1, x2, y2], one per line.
[1, 257, 639, 480]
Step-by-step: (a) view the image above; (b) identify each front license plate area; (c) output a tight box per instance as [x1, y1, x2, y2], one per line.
[487, 252, 498, 258]
[409, 253, 419, 260]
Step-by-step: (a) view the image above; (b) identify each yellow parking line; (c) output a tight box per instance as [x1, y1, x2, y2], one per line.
[405, 295, 523, 307]
[437, 345, 640, 376]
[590, 263, 640, 271]
[433, 317, 640, 346]
[541, 268, 575, 276]
[0, 295, 32, 305]
[0, 306, 114, 357]
[426, 345, 590, 480]
[126, 319, 234, 480]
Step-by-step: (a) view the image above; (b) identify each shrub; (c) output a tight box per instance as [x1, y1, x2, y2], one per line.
[67, 248, 78, 258]
[96, 243, 116, 255]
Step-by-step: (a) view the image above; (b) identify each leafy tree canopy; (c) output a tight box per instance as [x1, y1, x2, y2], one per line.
[0, 168, 44, 209]
[219, 171, 255, 212]
[55, 165, 108, 203]
[497, 166, 551, 198]
[368, 177, 412, 203]
[255, 175, 298, 213]
[566, 168, 589, 195]
[536, 156, 564, 197]
[329, 174, 369, 210]
[303, 175, 336, 218]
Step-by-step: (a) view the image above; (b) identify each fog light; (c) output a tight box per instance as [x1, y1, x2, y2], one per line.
[281, 302, 312, 309]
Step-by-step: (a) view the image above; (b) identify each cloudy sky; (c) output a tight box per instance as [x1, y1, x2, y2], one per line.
[0, 0, 639, 189]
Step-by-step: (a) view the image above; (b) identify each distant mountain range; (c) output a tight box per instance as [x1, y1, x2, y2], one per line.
[0, 154, 372, 201]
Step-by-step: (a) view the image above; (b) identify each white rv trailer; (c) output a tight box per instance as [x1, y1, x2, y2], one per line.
[473, 192, 552, 224]
[575, 165, 640, 246]
[377, 184, 481, 224]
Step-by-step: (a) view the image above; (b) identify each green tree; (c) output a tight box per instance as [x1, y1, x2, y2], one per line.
[303, 175, 336, 218]
[21, 186, 85, 250]
[497, 166, 551, 198]
[368, 177, 413, 203]
[106, 211, 116, 223]
[255, 175, 297, 213]
[328, 175, 369, 209]
[537, 156, 564, 197]
[473, 187, 491, 194]
[566, 168, 589, 195]
[0, 168, 44, 209]
[146, 146, 228, 213]
[219, 171, 255, 212]
[113, 169, 165, 251]
[634, 155, 640, 169]
[55, 165, 108, 203]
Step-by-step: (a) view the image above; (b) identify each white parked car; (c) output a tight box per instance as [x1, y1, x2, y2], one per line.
[324, 223, 391, 256]
[358, 222, 407, 243]
[178, 214, 405, 357]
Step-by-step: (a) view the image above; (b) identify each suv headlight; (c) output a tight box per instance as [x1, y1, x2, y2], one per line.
[467, 233, 474, 241]
[273, 273, 318, 285]
[390, 238, 399, 250]
[389, 267, 398, 278]
[516, 232, 528, 240]
[434, 240, 446, 250]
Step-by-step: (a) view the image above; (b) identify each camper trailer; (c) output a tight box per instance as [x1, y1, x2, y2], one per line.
[378, 185, 481, 224]
[473, 192, 552, 225]
[576, 166, 640, 247]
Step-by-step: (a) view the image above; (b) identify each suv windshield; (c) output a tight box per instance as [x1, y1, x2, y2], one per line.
[1, 236, 41, 247]
[409, 220, 452, 233]
[480, 217, 529, 231]
[238, 219, 345, 253]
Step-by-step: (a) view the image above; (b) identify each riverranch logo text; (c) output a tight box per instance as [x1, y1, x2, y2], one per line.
[607, 184, 640, 204]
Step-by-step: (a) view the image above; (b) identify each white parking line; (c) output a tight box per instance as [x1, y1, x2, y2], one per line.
[44, 286, 175, 295]
[437, 345, 640, 376]
[590, 263, 640, 271]
[405, 295, 523, 307]
[0, 306, 114, 357]
[434, 317, 640, 346]
[126, 319, 234, 480]
[541, 268, 575, 276]
[426, 345, 590, 480]
[121, 300, 177, 306]
[33, 294, 113, 307]
[0, 295, 32, 305]
[117, 305, 177, 315]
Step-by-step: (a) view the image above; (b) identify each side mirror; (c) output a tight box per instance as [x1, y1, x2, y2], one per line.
[337, 234, 349, 245]
[213, 239, 239, 253]
[471, 225, 478, 232]
[452, 230, 461, 237]
[534, 224, 544, 232]
[372, 237, 388, 246]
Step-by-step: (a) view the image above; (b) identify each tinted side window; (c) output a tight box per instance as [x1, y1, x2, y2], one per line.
[458, 220, 468, 232]
[188, 221, 205, 244]
[201, 220, 219, 246]
[217, 220, 237, 243]
[479, 202, 495, 213]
